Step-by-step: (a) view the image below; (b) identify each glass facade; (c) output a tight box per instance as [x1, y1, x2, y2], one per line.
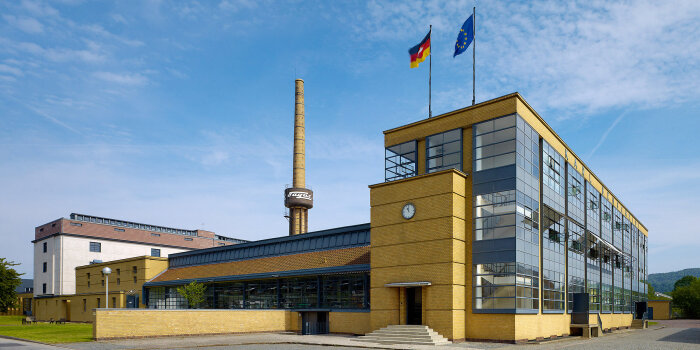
[474, 118, 516, 172]
[472, 115, 538, 312]
[379, 112, 648, 316]
[567, 221, 586, 312]
[601, 247, 613, 312]
[385, 141, 417, 182]
[541, 140, 565, 312]
[147, 273, 368, 310]
[426, 129, 462, 173]
[585, 182, 601, 312]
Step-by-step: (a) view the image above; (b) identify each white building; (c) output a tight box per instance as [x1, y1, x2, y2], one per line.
[33, 213, 245, 296]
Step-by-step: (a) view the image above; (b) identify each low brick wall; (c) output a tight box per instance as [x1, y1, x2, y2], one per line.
[94, 309, 292, 340]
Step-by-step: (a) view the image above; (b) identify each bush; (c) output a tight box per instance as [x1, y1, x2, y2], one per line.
[671, 277, 700, 319]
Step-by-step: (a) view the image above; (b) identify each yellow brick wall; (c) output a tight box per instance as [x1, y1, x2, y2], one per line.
[329, 312, 371, 334]
[34, 292, 125, 322]
[648, 300, 671, 320]
[94, 309, 290, 339]
[76, 256, 168, 308]
[369, 170, 467, 340]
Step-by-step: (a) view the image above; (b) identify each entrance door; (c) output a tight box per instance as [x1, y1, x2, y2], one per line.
[648, 307, 654, 320]
[406, 287, 422, 325]
[126, 295, 139, 308]
[301, 312, 329, 335]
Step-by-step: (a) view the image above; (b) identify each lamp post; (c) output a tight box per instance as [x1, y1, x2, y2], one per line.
[102, 267, 111, 309]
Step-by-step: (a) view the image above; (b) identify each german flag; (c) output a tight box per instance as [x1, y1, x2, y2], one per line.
[409, 30, 431, 68]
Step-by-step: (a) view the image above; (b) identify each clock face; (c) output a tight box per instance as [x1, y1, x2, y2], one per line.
[402, 203, 416, 220]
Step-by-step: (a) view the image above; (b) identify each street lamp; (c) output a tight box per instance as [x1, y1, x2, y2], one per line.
[102, 267, 111, 309]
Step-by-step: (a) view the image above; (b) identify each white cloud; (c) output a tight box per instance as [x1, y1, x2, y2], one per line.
[3, 14, 44, 34]
[218, 0, 257, 13]
[93, 71, 149, 85]
[20, 0, 59, 17]
[0, 64, 23, 76]
[349, 0, 700, 117]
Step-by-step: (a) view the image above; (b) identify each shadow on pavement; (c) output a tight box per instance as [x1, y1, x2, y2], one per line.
[658, 328, 700, 344]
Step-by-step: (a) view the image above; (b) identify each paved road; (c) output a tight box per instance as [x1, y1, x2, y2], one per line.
[56, 320, 700, 350]
[0, 337, 62, 350]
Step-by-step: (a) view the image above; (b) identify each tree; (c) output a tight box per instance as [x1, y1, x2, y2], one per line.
[673, 275, 697, 291]
[647, 282, 656, 299]
[671, 277, 700, 319]
[176, 281, 207, 309]
[0, 258, 23, 313]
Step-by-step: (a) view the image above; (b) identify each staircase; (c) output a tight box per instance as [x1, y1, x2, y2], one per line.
[354, 325, 451, 346]
[631, 319, 648, 329]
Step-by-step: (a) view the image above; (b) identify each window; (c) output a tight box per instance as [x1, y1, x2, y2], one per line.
[87, 273, 90, 287]
[473, 190, 516, 240]
[43, 262, 47, 273]
[151, 248, 161, 257]
[117, 278, 120, 285]
[474, 116, 516, 171]
[385, 140, 417, 181]
[114, 228, 125, 232]
[101, 279, 104, 286]
[89, 242, 101, 252]
[112, 297, 116, 308]
[70, 222, 82, 227]
[96, 298, 101, 308]
[132, 266, 137, 274]
[151, 233, 160, 237]
[43, 242, 47, 253]
[426, 128, 462, 173]
[133, 276, 137, 283]
[83, 299, 87, 312]
[116, 268, 120, 275]
[42, 283, 46, 294]
[184, 238, 193, 241]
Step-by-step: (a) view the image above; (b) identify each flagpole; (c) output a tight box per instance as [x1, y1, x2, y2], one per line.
[472, 6, 476, 106]
[429, 24, 432, 118]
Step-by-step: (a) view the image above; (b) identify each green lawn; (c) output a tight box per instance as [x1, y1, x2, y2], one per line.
[0, 316, 23, 325]
[0, 316, 92, 343]
[648, 321, 658, 326]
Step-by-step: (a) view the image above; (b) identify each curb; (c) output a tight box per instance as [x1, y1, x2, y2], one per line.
[0, 334, 54, 346]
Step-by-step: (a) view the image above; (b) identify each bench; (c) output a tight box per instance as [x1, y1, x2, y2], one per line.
[570, 323, 600, 338]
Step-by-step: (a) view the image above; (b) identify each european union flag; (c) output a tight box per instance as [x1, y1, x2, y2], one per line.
[453, 14, 474, 57]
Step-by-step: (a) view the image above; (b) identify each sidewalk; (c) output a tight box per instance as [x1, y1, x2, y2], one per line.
[61, 332, 494, 350]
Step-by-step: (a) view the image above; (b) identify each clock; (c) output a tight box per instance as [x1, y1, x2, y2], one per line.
[402, 203, 416, 220]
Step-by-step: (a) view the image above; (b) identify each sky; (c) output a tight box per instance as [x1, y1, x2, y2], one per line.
[1, 0, 699, 277]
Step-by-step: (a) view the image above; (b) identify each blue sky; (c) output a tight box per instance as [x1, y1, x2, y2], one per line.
[1, 0, 699, 277]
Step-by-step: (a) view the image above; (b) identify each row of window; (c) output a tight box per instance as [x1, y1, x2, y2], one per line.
[147, 273, 369, 310]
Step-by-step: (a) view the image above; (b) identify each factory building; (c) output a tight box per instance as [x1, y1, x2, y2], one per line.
[135, 90, 648, 342]
[33, 213, 245, 297]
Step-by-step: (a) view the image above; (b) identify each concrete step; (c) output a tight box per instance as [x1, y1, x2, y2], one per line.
[354, 325, 452, 346]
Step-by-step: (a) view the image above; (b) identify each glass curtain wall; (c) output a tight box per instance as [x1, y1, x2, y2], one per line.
[541, 140, 565, 312]
[427, 129, 462, 173]
[566, 164, 585, 313]
[147, 273, 368, 310]
[385, 141, 417, 182]
[601, 247, 613, 312]
[515, 116, 540, 311]
[472, 115, 538, 312]
[586, 182, 601, 312]
[614, 253, 624, 313]
[623, 217, 632, 313]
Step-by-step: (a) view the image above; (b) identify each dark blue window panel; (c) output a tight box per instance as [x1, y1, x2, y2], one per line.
[168, 223, 370, 268]
[473, 178, 517, 196]
[472, 165, 516, 185]
[473, 250, 517, 264]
